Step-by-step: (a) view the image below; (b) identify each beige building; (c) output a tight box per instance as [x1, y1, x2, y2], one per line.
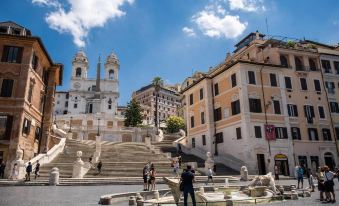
[181, 32, 339, 175]
[0, 21, 63, 175]
[132, 84, 181, 125]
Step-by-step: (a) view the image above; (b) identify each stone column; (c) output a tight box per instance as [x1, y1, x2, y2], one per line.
[40, 66, 58, 153]
[93, 135, 101, 163]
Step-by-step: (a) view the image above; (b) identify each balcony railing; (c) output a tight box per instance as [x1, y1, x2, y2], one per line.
[295, 65, 320, 72]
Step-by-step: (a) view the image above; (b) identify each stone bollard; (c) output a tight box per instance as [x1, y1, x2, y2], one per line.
[240, 166, 248, 181]
[136, 193, 144, 206]
[129, 196, 137, 206]
[49, 167, 60, 185]
[225, 178, 229, 187]
[154, 190, 160, 200]
[199, 187, 204, 194]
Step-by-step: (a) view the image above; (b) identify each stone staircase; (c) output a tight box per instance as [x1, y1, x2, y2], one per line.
[38, 139, 95, 178]
[85, 142, 173, 177]
[152, 134, 238, 175]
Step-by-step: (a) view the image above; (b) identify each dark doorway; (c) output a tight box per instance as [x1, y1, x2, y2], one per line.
[324, 152, 335, 170]
[274, 154, 289, 176]
[257, 154, 266, 175]
[89, 104, 93, 114]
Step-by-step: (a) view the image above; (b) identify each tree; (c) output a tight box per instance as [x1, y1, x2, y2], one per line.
[166, 116, 185, 133]
[124, 99, 142, 127]
[152, 77, 164, 130]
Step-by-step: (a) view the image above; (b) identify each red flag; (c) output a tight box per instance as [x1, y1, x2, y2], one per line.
[265, 124, 276, 140]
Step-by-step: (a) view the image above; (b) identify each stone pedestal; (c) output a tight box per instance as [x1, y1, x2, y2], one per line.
[204, 152, 214, 174]
[128, 196, 136, 206]
[10, 149, 25, 179]
[49, 167, 60, 185]
[72, 151, 86, 178]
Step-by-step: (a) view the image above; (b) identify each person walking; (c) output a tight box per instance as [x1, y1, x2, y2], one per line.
[181, 165, 196, 206]
[324, 166, 336, 203]
[297, 165, 304, 189]
[34, 160, 40, 179]
[317, 167, 325, 202]
[178, 156, 182, 167]
[173, 161, 179, 177]
[25, 162, 32, 181]
[0, 161, 5, 179]
[205, 167, 214, 185]
[97, 161, 102, 174]
[143, 165, 149, 191]
[149, 165, 156, 191]
[308, 169, 315, 192]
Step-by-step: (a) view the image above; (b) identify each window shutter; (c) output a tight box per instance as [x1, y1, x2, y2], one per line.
[16, 47, 23, 63]
[4, 115, 13, 140]
[283, 127, 288, 139]
[1, 46, 9, 62]
[294, 105, 298, 116]
[304, 105, 307, 117]
[310, 106, 315, 117]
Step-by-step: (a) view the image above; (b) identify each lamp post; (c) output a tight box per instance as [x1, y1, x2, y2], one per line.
[68, 116, 73, 132]
[97, 118, 101, 136]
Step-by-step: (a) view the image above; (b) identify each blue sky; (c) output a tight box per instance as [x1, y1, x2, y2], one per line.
[1, 0, 339, 105]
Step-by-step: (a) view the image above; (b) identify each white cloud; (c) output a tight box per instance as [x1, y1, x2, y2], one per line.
[182, 27, 196, 37]
[193, 10, 247, 39]
[228, 0, 265, 12]
[32, 0, 134, 47]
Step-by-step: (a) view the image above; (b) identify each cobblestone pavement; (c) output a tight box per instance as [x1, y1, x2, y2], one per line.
[0, 179, 338, 206]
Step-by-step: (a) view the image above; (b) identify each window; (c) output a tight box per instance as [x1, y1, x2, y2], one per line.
[248, 71, 256, 84]
[335, 127, 339, 140]
[309, 59, 317, 71]
[75, 67, 82, 77]
[308, 128, 319, 141]
[330, 102, 339, 113]
[287, 104, 298, 117]
[1, 46, 23, 63]
[214, 107, 222, 121]
[325, 81, 335, 94]
[334, 61, 339, 74]
[275, 127, 288, 139]
[189, 94, 193, 105]
[314, 80, 321, 92]
[236, 127, 242, 139]
[108, 104, 112, 110]
[318, 106, 325, 119]
[214, 83, 219, 96]
[291, 127, 301, 140]
[280, 55, 288, 67]
[322, 129, 332, 141]
[22, 118, 31, 135]
[201, 112, 205, 124]
[249, 98, 262, 113]
[215, 132, 223, 143]
[304, 105, 315, 123]
[254, 126, 262, 138]
[108, 70, 114, 80]
[65, 101, 68, 107]
[273, 100, 281, 114]
[192, 137, 195, 148]
[190, 116, 194, 128]
[295, 57, 304, 71]
[199, 88, 204, 100]
[231, 73, 237, 87]
[202, 135, 206, 146]
[300, 78, 308, 90]
[74, 103, 78, 109]
[0, 79, 14, 97]
[284, 77, 292, 90]
[231, 100, 241, 115]
[321, 60, 332, 73]
[0, 115, 13, 140]
[31, 53, 39, 71]
[27, 81, 34, 103]
[270, 73, 277, 87]
[35, 126, 41, 140]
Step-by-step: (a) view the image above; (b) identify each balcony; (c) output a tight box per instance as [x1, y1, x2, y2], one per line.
[295, 65, 320, 72]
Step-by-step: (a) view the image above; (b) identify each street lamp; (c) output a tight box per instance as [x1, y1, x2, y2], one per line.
[68, 116, 73, 132]
[97, 118, 101, 136]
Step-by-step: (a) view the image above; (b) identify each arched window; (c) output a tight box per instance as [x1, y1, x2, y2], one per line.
[76, 67, 82, 77]
[108, 98, 112, 109]
[280, 55, 288, 67]
[108, 70, 114, 80]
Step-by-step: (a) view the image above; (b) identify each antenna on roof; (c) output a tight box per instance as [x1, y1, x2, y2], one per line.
[265, 17, 269, 35]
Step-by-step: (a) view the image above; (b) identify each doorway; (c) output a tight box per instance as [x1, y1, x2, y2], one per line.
[274, 154, 289, 176]
[324, 152, 335, 170]
[257, 154, 266, 175]
[88, 104, 93, 114]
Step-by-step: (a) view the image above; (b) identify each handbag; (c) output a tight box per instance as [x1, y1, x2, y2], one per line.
[179, 180, 184, 191]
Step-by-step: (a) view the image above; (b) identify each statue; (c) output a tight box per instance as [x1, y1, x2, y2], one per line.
[9, 149, 25, 179]
[240, 166, 248, 181]
[248, 172, 278, 194]
[204, 152, 214, 174]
